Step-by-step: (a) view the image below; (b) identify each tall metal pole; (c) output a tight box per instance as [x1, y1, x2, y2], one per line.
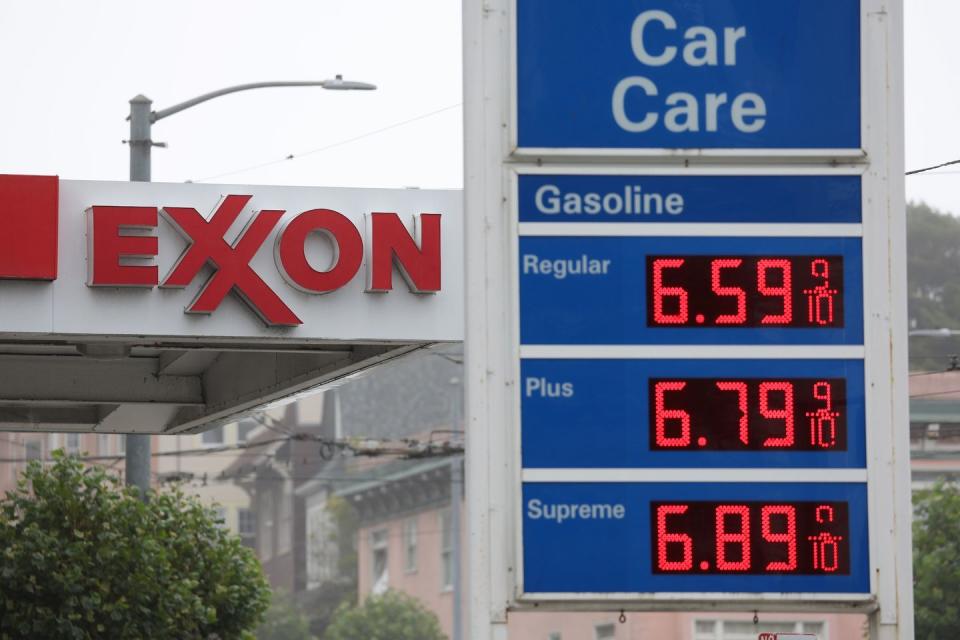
[125, 94, 153, 496]
[451, 457, 464, 640]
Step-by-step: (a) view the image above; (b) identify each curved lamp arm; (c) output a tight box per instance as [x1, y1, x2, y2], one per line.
[148, 77, 377, 123]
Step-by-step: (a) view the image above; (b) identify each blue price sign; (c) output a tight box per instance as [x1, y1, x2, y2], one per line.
[518, 236, 864, 345]
[522, 482, 870, 594]
[515, 0, 861, 150]
[513, 172, 871, 598]
[521, 359, 866, 469]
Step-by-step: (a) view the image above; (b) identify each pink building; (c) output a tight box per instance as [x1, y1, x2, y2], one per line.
[345, 458, 466, 635]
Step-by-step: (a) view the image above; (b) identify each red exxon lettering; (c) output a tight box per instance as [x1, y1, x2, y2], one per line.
[366, 212, 441, 293]
[160, 195, 301, 326]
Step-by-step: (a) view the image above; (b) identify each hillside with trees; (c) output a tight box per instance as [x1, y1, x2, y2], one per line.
[907, 202, 960, 371]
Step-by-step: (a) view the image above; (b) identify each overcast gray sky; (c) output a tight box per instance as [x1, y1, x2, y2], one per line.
[905, 0, 960, 213]
[0, 0, 954, 213]
[0, 0, 462, 190]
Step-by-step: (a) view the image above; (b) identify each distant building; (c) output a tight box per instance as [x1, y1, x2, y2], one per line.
[222, 392, 334, 593]
[0, 432, 134, 495]
[154, 420, 264, 547]
[909, 370, 960, 487]
[339, 457, 463, 632]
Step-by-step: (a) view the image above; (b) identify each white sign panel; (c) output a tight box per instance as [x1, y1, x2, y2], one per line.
[0, 177, 462, 342]
[0, 176, 461, 435]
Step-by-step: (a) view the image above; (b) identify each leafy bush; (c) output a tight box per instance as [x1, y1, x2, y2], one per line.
[255, 590, 315, 640]
[324, 590, 446, 640]
[914, 481, 960, 640]
[0, 451, 270, 639]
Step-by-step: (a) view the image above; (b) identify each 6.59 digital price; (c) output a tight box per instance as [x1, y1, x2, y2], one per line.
[646, 255, 844, 328]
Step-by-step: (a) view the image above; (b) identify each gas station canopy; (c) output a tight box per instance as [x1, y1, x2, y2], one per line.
[0, 175, 462, 434]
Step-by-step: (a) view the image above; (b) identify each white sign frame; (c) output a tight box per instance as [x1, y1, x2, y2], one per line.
[463, 0, 912, 637]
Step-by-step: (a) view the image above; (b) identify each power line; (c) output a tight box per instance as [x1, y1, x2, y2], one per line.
[190, 102, 462, 183]
[250, 412, 296, 437]
[906, 158, 960, 176]
[180, 472, 463, 486]
[0, 432, 463, 465]
[907, 387, 960, 399]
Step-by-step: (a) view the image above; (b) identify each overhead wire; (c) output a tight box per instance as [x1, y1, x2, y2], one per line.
[189, 102, 462, 183]
[905, 387, 960, 399]
[906, 158, 960, 176]
[0, 430, 463, 465]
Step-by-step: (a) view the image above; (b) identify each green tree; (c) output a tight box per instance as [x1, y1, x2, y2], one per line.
[913, 480, 960, 639]
[324, 590, 447, 640]
[0, 452, 270, 640]
[255, 590, 315, 640]
[908, 202, 960, 327]
[906, 202, 960, 370]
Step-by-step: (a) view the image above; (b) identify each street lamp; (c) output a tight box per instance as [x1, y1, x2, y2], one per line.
[123, 76, 376, 494]
[127, 76, 376, 181]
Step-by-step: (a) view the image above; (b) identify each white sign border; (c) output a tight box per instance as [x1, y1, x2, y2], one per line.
[464, 0, 911, 630]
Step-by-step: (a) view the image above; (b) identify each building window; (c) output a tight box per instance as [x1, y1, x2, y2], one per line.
[201, 425, 224, 446]
[403, 517, 418, 572]
[307, 503, 337, 589]
[693, 619, 827, 640]
[237, 419, 257, 443]
[212, 507, 227, 529]
[594, 623, 616, 640]
[97, 433, 110, 455]
[66, 433, 80, 454]
[440, 508, 453, 589]
[548, 633, 563, 640]
[118, 435, 126, 455]
[277, 483, 293, 555]
[25, 440, 42, 462]
[370, 528, 389, 595]
[238, 508, 256, 538]
[257, 488, 278, 562]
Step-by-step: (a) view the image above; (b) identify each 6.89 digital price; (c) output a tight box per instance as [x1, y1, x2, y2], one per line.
[652, 501, 850, 575]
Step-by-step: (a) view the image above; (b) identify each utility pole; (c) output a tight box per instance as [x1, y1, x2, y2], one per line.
[124, 94, 156, 497]
[450, 454, 464, 640]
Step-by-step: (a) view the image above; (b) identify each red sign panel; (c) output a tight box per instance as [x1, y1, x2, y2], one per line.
[0, 174, 58, 280]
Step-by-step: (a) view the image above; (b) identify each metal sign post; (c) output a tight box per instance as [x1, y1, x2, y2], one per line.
[464, 0, 912, 638]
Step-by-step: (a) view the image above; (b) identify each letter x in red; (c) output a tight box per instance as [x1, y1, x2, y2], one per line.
[161, 194, 302, 326]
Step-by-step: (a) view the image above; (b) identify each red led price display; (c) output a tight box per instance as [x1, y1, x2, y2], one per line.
[652, 501, 850, 574]
[649, 378, 847, 451]
[647, 256, 844, 328]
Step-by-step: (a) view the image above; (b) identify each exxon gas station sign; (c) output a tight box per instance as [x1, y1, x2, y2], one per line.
[0, 174, 462, 342]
